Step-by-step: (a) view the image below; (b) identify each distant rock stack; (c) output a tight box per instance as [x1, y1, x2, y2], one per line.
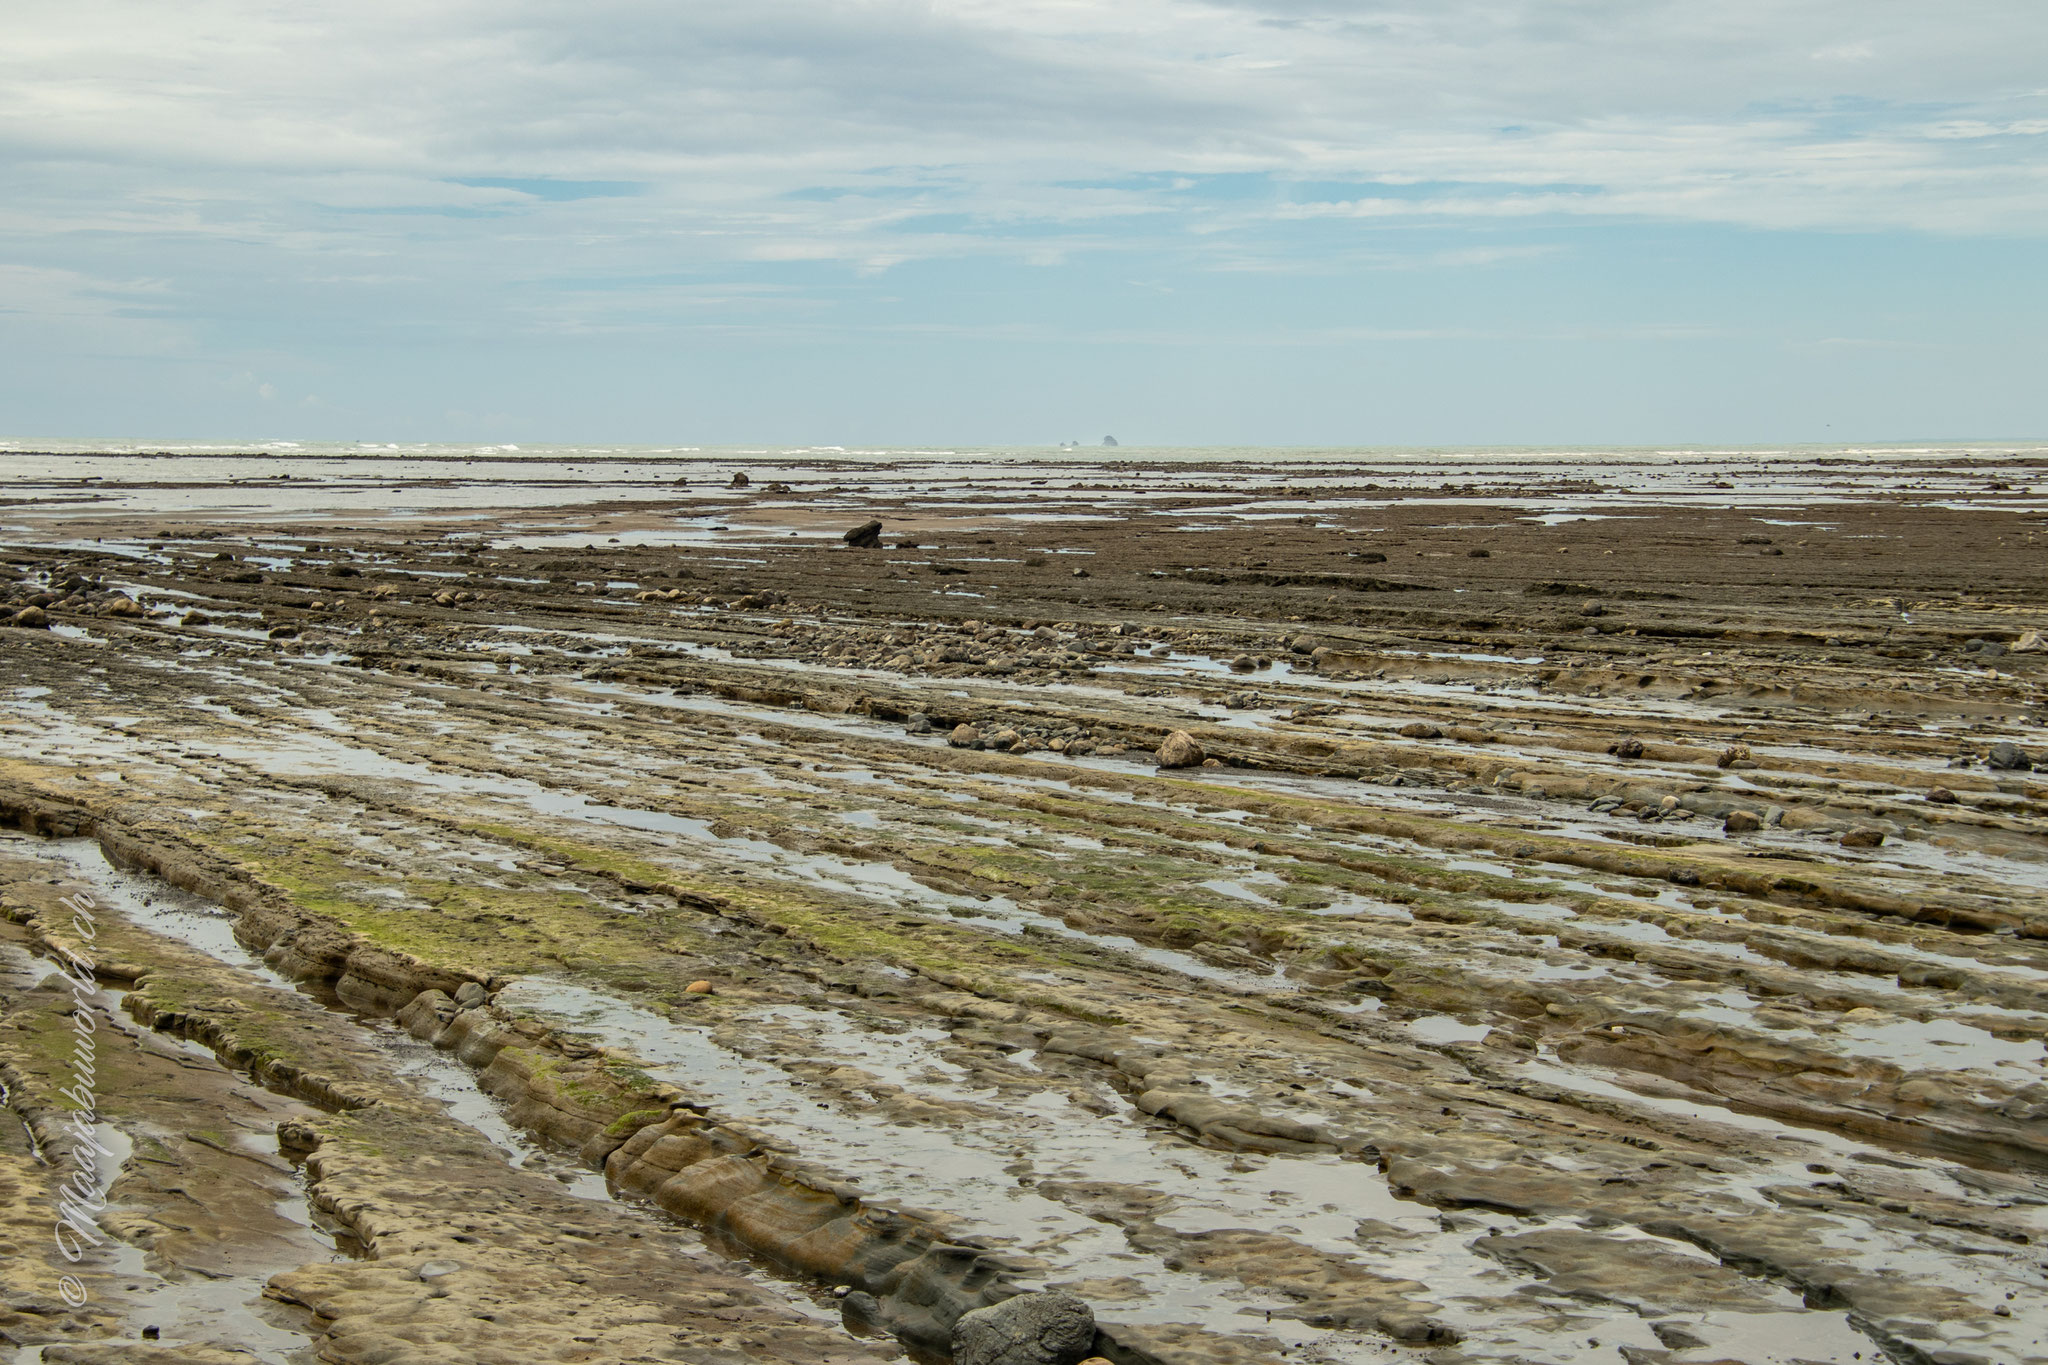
[1101, 435, 1118, 447]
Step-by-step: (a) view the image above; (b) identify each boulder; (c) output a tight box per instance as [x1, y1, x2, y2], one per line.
[729, 472, 750, 488]
[2014, 630, 2045, 653]
[1723, 810, 1762, 834]
[453, 982, 487, 1009]
[9, 605, 49, 629]
[1840, 828, 1886, 849]
[1156, 730, 1205, 769]
[1607, 737, 1645, 759]
[948, 724, 982, 749]
[843, 519, 884, 548]
[1398, 722, 1443, 740]
[988, 727, 1022, 751]
[905, 713, 934, 735]
[952, 1291, 1096, 1365]
[102, 596, 144, 618]
[1926, 787, 1958, 804]
[1987, 742, 2034, 772]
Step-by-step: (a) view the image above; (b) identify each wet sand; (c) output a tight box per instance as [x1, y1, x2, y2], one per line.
[1, 448, 2044, 1365]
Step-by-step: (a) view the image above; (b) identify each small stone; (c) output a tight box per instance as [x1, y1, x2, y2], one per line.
[102, 596, 144, 618]
[1071, 567, 1090, 578]
[905, 713, 934, 735]
[1398, 722, 1443, 740]
[952, 1291, 1096, 1365]
[453, 982, 487, 1009]
[1467, 547, 1490, 558]
[685, 980, 713, 994]
[949, 723, 982, 749]
[2013, 629, 2045, 653]
[1925, 787, 1958, 804]
[1723, 810, 1762, 833]
[1156, 730, 1205, 769]
[1608, 737, 1645, 759]
[1716, 743, 1750, 768]
[1658, 795, 1679, 812]
[1840, 828, 1886, 849]
[1763, 806, 1786, 827]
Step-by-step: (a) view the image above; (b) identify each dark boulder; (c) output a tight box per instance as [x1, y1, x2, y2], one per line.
[952, 1291, 1096, 1365]
[1987, 742, 2034, 772]
[844, 519, 884, 548]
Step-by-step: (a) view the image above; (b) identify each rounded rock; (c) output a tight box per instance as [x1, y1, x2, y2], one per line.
[1155, 730, 1205, 769]
[952, 1291, 1096, 1365]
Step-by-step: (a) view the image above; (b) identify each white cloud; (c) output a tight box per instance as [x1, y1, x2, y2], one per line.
[0, 264, 188, 355]
[0, 0, 2044, 358]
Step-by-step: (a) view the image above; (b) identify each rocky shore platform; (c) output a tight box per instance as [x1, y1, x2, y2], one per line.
[0, 448, 2043, 1364]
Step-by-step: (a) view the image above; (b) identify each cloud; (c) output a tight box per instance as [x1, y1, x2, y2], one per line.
[0, 264, 187, 355]
[0, 0, 2044, 368]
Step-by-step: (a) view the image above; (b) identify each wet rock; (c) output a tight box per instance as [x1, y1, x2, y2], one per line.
[1229, 654, 1257, 673]
[1399, 722, 1443, 739]
[453, 982, 487, 1009]
[1156, 730, 1205, 769]
[844, 519, 885, 549]
[1724, 810, 1762, 834]
[8, 605, 49, 628]
[1289, 635, 1315, 654]
[949, 723, 983, 749]
[1841, 828, 1886, 849]
[1763, 805, 1786, 827]
[1607, 737, 1645, 759]
[1926, 787, 1958, 804]
[906, 713, 934, 735]
[729, 471, 750, 488]
[102, 595, 144, 618]
[1986, 742, 2034, 772]
[988, 728, 1023, 751]
[952, 1290, 1096, 1365]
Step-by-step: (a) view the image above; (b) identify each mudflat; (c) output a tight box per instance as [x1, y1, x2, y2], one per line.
[1, 446, 2044, 1365]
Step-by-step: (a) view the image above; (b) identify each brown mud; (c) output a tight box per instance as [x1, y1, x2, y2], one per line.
[0, 449, 2044, 1365]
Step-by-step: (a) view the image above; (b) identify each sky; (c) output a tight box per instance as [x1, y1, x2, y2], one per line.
[2, 0, 2045, 447]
